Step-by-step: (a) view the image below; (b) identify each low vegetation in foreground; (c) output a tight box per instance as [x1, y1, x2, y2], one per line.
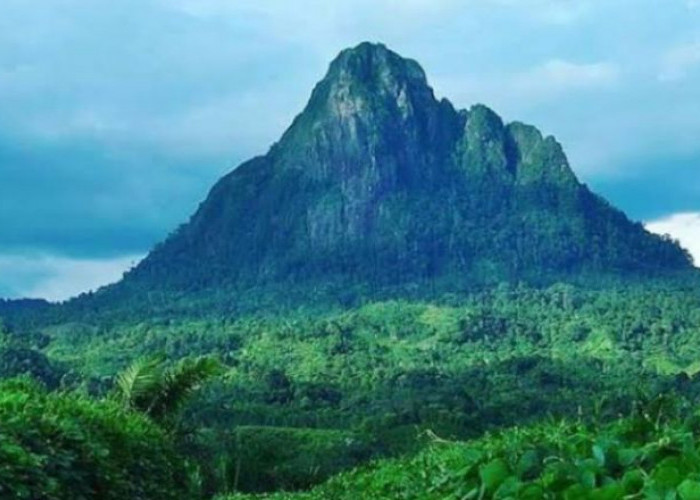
[0, 378, 192, 499]
[222, 398, 700, 499]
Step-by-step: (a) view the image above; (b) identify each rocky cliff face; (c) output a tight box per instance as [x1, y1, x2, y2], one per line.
[122, 42, 692, 297]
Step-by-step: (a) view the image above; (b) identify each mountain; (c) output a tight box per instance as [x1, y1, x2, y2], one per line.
[3, 42, 700, 500]
[91, 43, 692, 310]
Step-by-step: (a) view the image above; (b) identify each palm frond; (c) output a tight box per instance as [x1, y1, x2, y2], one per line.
[149, 357, 223, 422]
[114, 355, 165, 410]
[114, 355, 221, 424]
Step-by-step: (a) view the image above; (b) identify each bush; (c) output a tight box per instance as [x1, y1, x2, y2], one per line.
[0, 378, 195, 499]
[0, 344, 63, 388]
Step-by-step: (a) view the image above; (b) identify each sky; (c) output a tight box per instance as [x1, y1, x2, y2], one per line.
[1, 0, 699, 301]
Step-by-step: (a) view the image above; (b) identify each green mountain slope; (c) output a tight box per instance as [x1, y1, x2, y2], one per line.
[88, 42, 691, 312]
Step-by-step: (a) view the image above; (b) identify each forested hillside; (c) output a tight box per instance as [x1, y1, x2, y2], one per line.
[28, 42, 691, 324]
[4, 282, 700, 497]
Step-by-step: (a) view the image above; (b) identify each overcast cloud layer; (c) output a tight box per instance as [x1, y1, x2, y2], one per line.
[1, 0, 699, 300]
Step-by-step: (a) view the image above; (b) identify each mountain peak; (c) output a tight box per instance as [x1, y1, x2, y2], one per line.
[294, 42, 440, 127]
[117, 43, 693, 306]
[327, 42, 429, 89]
[276, 43, 458, 183]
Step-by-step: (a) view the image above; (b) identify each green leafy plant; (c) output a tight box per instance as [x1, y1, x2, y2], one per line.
[115, 355, 222, 425]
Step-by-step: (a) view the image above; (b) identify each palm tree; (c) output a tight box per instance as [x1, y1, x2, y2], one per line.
[115, 355, 222, 425]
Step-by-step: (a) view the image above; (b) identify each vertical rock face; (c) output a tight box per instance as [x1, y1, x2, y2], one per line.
[457, 104, 512, 180]
[124, 42, 692, 296]
[279, 43, 460, 182]
[273, 43, 462, 248]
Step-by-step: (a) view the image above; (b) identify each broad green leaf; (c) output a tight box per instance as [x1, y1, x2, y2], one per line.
[652, 466, 682, 489]
[519, 484, 545, 499]
[480, 458, 510, 493]
[589, 483, 624, 500]
[678, 480, 700, 500]
[621, 469, 644, 494]
[592, 444, 605, 467]
[563, 484, 588, 500]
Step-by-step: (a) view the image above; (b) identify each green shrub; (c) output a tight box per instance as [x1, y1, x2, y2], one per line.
[0, 378, 195, 499]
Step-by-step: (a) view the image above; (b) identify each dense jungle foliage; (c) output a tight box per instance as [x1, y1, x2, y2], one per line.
[221, 396, 700, 499]
[0, 378, 194, 499]
[4, 281, 700, 498]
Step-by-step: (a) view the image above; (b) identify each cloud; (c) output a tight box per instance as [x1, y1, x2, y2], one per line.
[590, 153, 700, 220]
[514, 59, 620, 94]
[486, 0, 594, 24]
[166, 0, 592, 27]
[432, 59, 620, 118]
[0, 253, 144, 302]
[658, 40, 700, 82]
[646, 212, 700, 266]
